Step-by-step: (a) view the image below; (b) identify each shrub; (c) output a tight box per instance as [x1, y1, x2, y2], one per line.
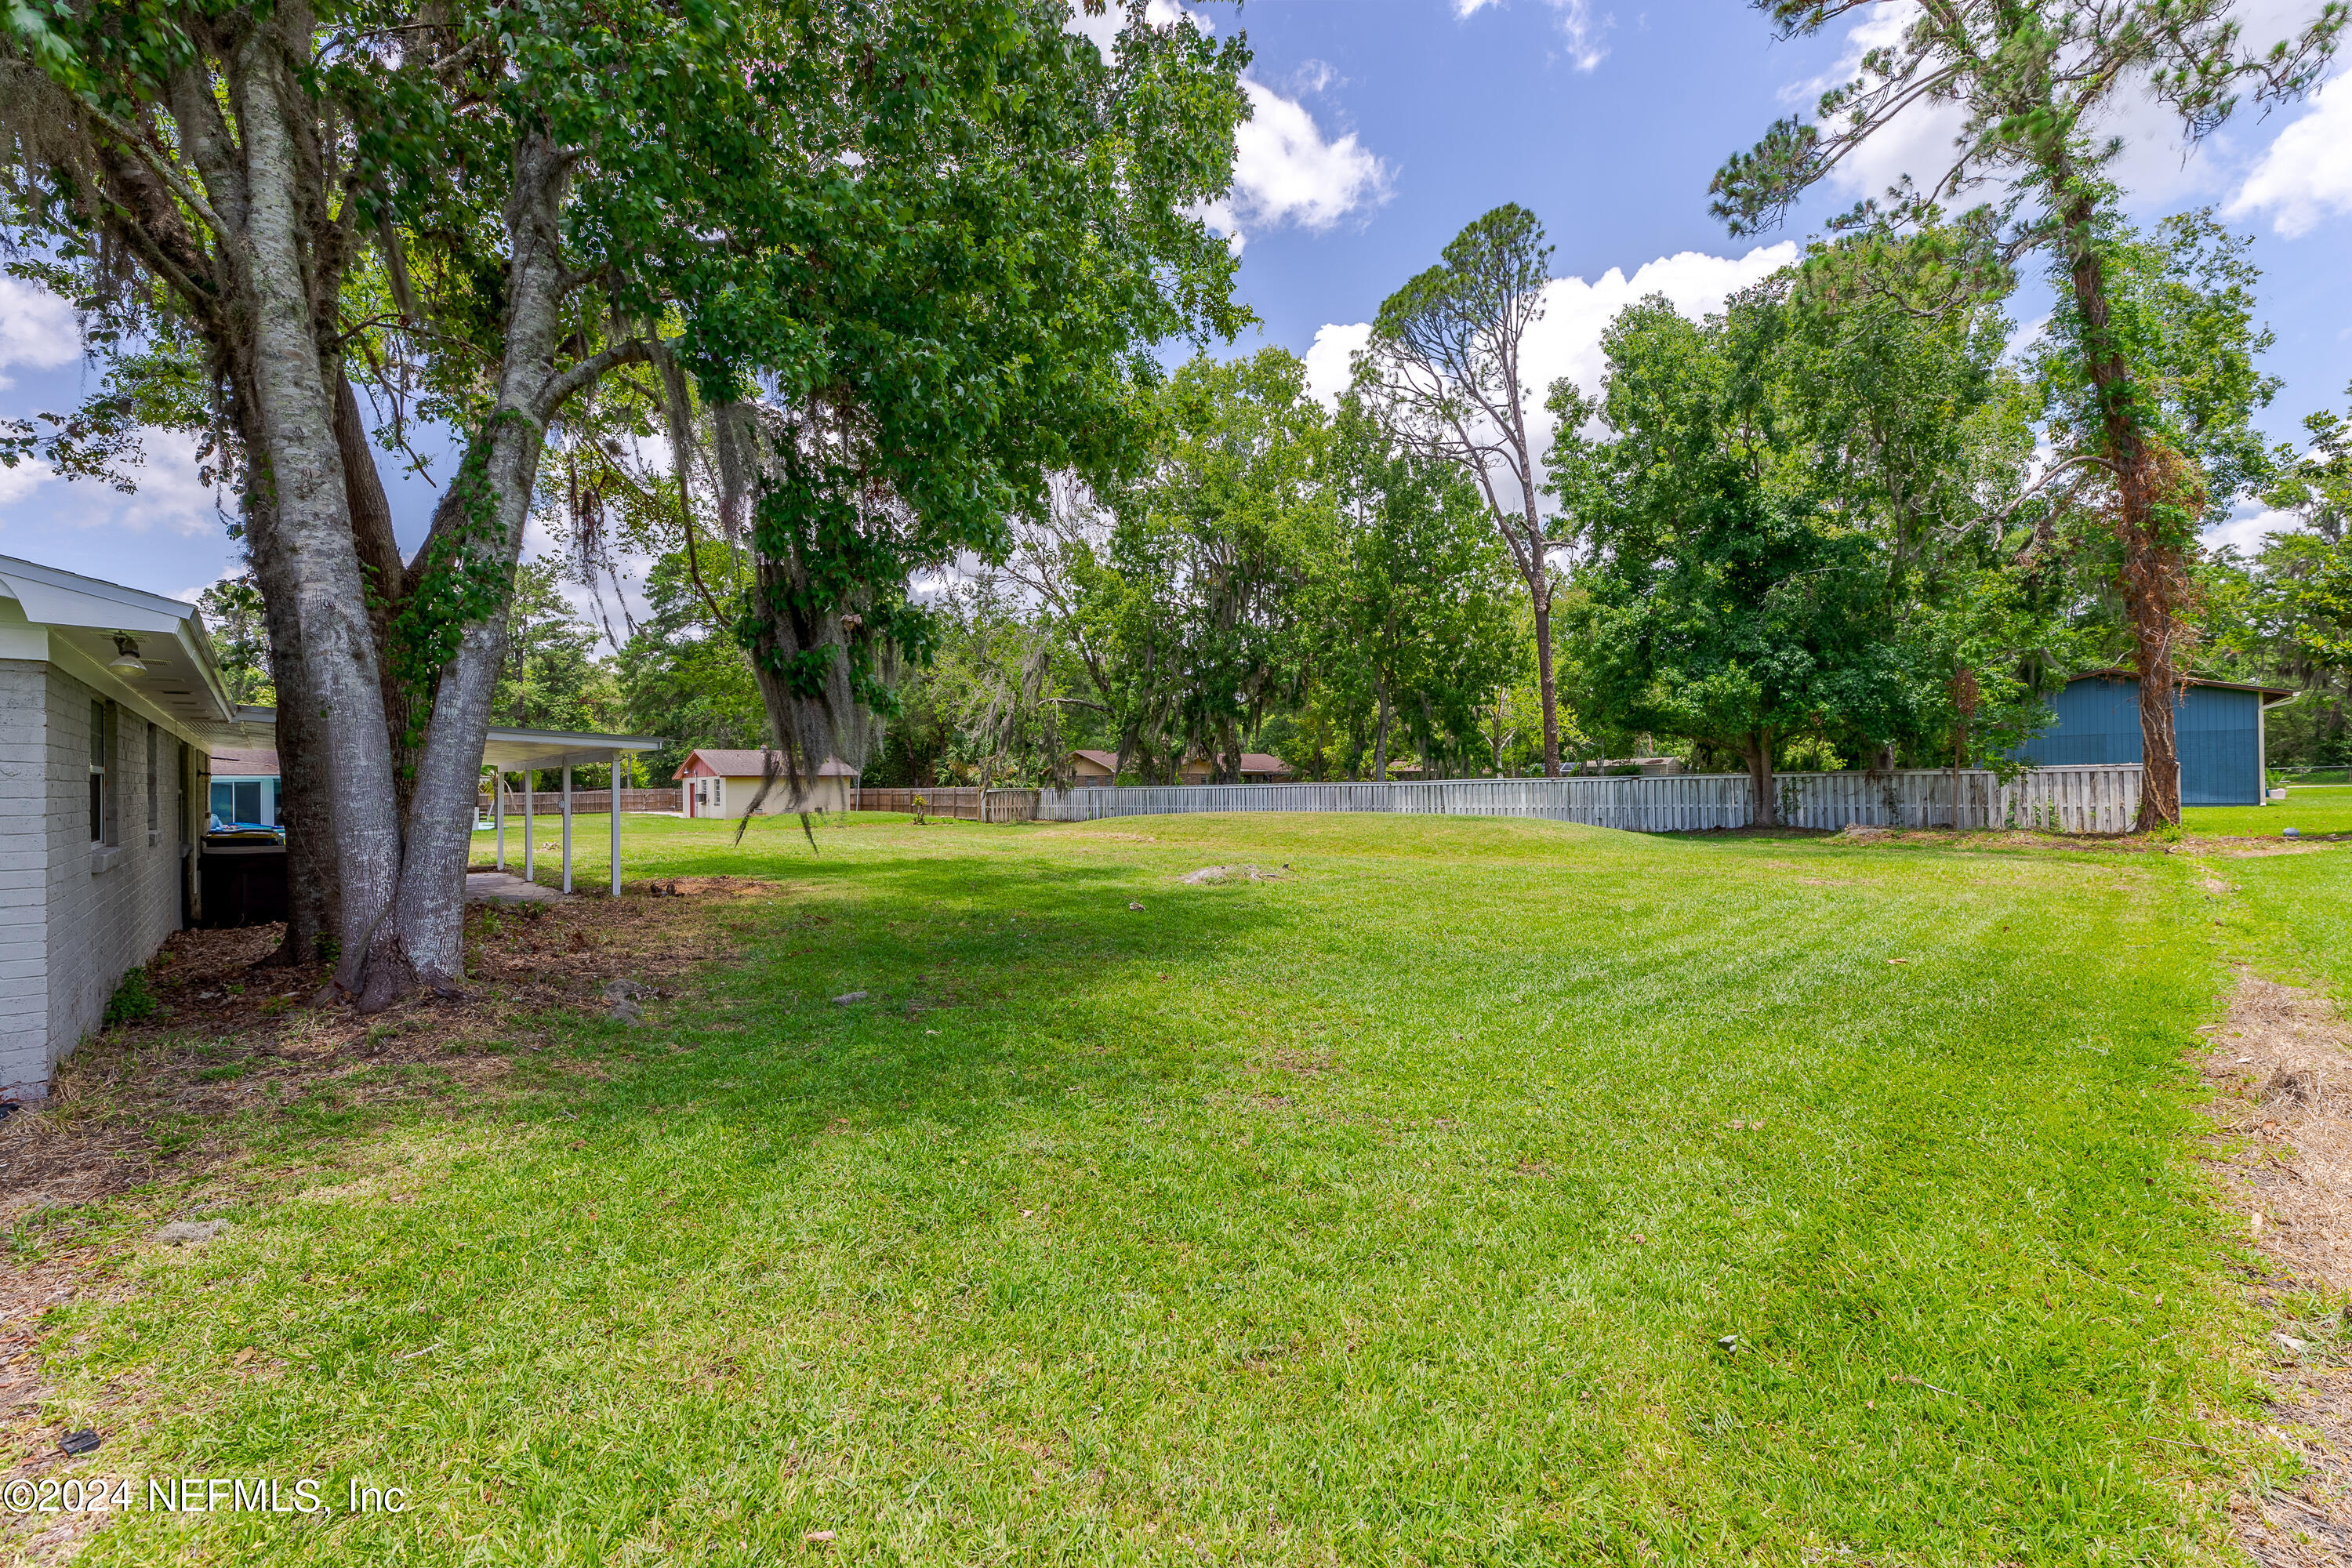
[103, 965, 160, 1028]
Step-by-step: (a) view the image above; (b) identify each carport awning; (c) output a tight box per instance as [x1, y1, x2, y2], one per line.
[227, 710, 670, 900]
[481, 725, 666, 771]
[227, 710, 667, 771]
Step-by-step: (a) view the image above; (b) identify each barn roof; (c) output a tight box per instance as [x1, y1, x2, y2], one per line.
[2070, 668, 2293, 702]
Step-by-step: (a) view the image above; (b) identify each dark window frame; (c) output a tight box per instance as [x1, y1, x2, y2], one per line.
[87, 699, 106, 844]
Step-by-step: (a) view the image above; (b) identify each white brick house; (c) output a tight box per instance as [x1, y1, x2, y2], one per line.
[0, 557, 243, 1101]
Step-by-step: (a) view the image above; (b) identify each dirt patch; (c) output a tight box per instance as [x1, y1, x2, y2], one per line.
[1, 876, 775, 1225]
[1177, 864, 1288, 885]
[0, 1241, 118, 1564]
[1826, 824, 2176, 854]
[2196, 840, 2333, 858]
[2202, 971, 2352, 1563]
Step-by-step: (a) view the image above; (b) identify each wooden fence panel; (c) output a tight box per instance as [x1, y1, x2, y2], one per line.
[854, 787, 1043, 822]
[477, 787, 681, 815]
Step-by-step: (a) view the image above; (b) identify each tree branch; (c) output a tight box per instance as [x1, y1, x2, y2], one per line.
[531, 337, 657, 423]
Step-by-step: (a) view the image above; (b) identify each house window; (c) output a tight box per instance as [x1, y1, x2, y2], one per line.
[87, 699, 107, 843]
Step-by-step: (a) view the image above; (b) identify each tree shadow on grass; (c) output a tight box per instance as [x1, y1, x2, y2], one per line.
[535, 848, 1298, 1152]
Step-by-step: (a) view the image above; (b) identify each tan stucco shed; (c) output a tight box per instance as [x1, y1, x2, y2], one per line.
[675, 750, 858, 816]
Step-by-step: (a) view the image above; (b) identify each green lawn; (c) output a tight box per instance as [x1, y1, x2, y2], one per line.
[2186, 784, 2352, 837]
[21, 815, 2320, 1563]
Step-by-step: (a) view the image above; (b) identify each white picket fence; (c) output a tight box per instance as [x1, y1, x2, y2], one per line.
[1033, 765, 2143, 835]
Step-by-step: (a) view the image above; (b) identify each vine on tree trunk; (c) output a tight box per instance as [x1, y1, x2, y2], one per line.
[385, 412, 524, 745]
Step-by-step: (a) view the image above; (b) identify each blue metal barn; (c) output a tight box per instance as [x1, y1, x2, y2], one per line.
[2013, 670, 2291, 807]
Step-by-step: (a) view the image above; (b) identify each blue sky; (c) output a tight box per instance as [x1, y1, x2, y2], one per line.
[3, 0, 2349, 601]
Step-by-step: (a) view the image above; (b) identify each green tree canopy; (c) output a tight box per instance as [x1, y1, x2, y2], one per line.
[1710, 0, 2339, 824]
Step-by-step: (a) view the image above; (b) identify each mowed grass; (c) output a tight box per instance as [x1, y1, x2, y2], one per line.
[2186, 784, 2352, 837]
[30, 815, 2288, 1564]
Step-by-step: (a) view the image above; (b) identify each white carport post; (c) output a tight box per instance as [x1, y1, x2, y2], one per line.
[522, 771, 535, 882]
[609, 748, 623, 896]
[493, 770, 506, 869]
[561, 764, 575, 894]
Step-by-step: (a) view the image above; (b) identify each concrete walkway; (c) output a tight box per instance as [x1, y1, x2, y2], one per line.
[465, 870, 568, 905]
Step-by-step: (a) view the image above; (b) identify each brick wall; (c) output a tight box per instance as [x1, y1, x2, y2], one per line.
[22, 668, 188, 1098]
[0, 661, 48, 1098]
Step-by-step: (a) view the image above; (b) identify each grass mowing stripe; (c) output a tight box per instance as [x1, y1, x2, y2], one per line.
[19, 814, 2270, 1564]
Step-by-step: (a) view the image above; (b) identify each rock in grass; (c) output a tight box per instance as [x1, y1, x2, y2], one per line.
[154, 1220, 227, 1246]
[608, 1000, 642, 1025]
[832, 991, 869, 1006]
[602, 978, 651, 1001]
[57, 1429, 100, 1456]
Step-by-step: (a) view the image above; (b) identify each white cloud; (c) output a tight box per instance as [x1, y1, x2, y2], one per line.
[0, 460, 46, 507]
[1302, 321, 1373, 407]
[2205, 505, 2298, 557]
[1066, 5, 1387, 248]
[1065, 0, 1203, 56]
[1301, 242, 1801, 517]
[0, 426, 227, 539]
[1229, 78, 1391, 236]
[1453, 0, 1611, 71]
[0, 276, 79, 390]
[1284, 59, 1339, 96]
[2227, 70, 2352, 237]
[1518, 245, 1798, 417]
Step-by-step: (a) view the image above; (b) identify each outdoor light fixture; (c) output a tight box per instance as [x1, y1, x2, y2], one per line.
[108, 635, 146, 676]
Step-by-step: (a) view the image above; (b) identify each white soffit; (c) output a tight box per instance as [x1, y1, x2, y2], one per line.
[0, 554, 238, 727]
[0, 557, 192, 635]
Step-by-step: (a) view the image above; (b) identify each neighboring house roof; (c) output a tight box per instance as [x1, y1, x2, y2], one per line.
[673, 749, 858, 781]
[1182, 753, 1292, 775]
[1070, 749, 1119, 772]
[2069, 667, 2294, 702]
[211, 746, 280, 776]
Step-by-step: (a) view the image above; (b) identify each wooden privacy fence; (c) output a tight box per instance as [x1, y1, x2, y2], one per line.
[855, 786, 1042, 824]
[477, 787, 681, 816]
[1007, 765, 2143, 835]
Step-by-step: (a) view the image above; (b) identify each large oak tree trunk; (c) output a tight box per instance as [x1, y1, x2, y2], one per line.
[360, 135, 575, 1008]
[249, 495, 339, 964]
[230, 38, 405, 993]
[332, 372, 422, 819]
